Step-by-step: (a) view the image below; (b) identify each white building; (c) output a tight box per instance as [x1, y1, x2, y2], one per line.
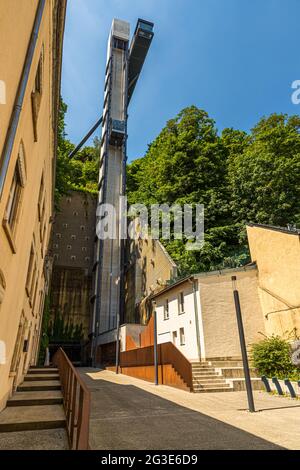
[152, 265, 265, 362]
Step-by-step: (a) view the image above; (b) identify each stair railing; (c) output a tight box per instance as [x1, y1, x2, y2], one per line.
[53, 347, 90, 450]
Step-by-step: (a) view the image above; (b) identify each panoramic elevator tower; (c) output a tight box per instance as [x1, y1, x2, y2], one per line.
[92, 18, 154, 360]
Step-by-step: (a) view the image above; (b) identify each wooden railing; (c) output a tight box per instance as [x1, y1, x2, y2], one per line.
[53, 347, 91, 450]
[120, 342, 193, 391]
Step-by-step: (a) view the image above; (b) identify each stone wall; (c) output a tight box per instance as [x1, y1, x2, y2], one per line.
[49, 191, 97, 340]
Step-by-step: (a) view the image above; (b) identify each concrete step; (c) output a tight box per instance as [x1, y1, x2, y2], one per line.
[191, 363, 211, 368]
[17, 381, 61, 392]
[7, 391, 63, 407]
[226, 378, 264, 391]
[215, 367, 257, 379]
[193, 375, 222, 381]
[194, 382, 230, 388]
[210, 361, 244, 367]
[28, 366, 58, 374]
[24, 374, 60, 382]
[193, 379, 227, 386]
[192, 372, 220, 378]
[191, 367, 216, 372]
[0, 428, 69, 450]
[194, 386, 234, 393]
[0, 405, 66, 432]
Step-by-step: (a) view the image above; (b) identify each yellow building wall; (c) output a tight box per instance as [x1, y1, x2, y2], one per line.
[0, 0, 65, 410]
[247, 225, 300, 338]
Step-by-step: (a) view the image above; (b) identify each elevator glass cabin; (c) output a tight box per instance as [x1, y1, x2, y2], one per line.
[127, 19, 154, 104]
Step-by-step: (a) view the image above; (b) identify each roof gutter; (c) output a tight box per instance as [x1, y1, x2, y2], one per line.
[0, 0, 46, 197]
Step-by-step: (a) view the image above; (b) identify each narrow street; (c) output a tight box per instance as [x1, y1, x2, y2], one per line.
[79, 369, 300, 450]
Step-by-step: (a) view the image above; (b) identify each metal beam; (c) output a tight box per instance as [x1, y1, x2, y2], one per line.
[68, 116, 102, 159]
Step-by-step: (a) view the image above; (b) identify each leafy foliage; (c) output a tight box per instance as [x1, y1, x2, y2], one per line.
[48, 312, 84, 342]
[251, 335, 300, 380]
[38, 294, 51, 365]
[55, 98, 99, 208]
[127, 107, 300, 275]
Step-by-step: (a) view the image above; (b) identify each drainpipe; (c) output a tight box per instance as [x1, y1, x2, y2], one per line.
[188, 277, 201, 361]
[0, 0, 46, 196]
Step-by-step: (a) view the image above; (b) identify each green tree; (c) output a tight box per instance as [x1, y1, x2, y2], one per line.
[55, 98, 99, 207]
[127, 106, 246, 274]
[229, 114, 300, 226]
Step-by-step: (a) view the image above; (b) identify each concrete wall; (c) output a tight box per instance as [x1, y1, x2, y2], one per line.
[247, 224, 300, 337]
[0, 0, 66, 410]
[125, 237, 178, 324]
[50, 191, 97, 340]
[198, 267, 265, 359]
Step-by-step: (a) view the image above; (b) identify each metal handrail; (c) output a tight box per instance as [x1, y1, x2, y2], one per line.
[52, 347, 90, 450]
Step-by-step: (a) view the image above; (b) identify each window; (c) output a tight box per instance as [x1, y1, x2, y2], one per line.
[38, 173, 44, 219]
[63, 223, 68, 229]
[56, 233, 61, 239]
[82, 246, 87, 252]
[25, 245, 35, 297]
[163, 299, 169, 320]
[34, 50, 43, 94]
[179, 328, 185, 346]
[71, 255, 76, 261]
[31, 47, 44, 141]
[0, 270, 6, 306]
[73, 211, 78, 216]
[178, 292, 185, 314]
[113, 37, 127, 50]
[3, 143, 26, 251]
[67, 245, 72, 250]
[71, 234, 76, 240]
[172, 331, 177, 344]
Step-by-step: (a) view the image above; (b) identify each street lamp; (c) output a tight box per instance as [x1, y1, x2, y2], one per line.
[232, 275, 255, 413]
[152, 300, 159, 386]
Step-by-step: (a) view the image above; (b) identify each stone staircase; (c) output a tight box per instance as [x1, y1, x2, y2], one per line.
[192, 362, 234, 393]
[192, 360, 263, 393]
[0, 366, 68, 450]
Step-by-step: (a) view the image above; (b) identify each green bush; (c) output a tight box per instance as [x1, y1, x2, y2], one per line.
[251, 335, 300, 380]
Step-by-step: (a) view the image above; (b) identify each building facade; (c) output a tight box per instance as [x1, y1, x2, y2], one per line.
[152, 266, 265, 361]
[0, 0, 66, 410]
[247, 223, 300, 338]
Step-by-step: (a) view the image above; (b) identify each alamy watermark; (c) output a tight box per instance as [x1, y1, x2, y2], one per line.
[96, 197, 204, 251]
[291, 80, 300, 104]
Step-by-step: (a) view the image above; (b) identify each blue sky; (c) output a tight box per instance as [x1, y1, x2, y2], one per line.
[61, 0, 300, 162]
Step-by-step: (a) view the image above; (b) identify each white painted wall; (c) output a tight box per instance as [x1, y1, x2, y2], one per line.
[155, 281, 201, 361]
[153, 266, 265, 362]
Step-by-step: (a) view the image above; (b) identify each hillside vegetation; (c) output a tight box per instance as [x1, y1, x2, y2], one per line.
[127, 106, 300, 275]
[56, 100, 300, 275]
